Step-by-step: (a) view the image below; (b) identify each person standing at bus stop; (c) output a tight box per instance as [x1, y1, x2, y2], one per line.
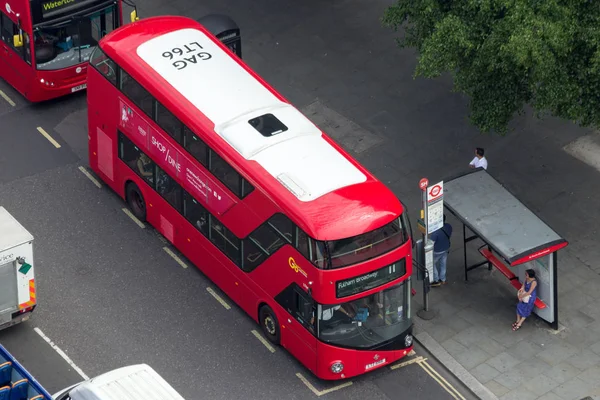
[430, 215, 452, 287]
[469, 147, 488, 170]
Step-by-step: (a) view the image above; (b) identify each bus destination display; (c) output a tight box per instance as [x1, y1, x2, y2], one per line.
[336, 260, 406, 298]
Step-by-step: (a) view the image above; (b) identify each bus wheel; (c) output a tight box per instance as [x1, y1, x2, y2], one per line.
[259, 305, 280, 345]
[126, 182, 147, 222]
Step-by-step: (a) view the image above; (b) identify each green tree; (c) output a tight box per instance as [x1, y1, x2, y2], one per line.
[382, 0, 600, 134]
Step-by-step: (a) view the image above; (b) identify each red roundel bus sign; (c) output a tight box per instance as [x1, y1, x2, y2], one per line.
[419, 178, 429, 191]
[429, 185, 442, 198]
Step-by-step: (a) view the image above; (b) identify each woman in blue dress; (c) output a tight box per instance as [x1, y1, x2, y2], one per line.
[513, 269, 538, 331]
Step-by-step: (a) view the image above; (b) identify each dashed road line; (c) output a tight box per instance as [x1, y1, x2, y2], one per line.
[163, 247, 188, 269]
[295, 372, 353, 397]
[121, 208, 145, 229]
[34, 327, 89, 380]
[36, 127, 61, 149]
[418, 359, 465, 400]
[206, 287, 231, 310]
[78, 166, 102, 188]
[251, 330, 276, 353]
[0, 89, 15, 106]
[390, 355, 427, 370]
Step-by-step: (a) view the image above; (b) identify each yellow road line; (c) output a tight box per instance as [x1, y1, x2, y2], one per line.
[418, 359, 466, 400]
[78, 166, 102, 188]
[206, 287, 231, 310]
[390, 355, 427, 370]
[36, 127, 61, 148]
[295, 372, 353, 397]
[162, 247, 188, 269]
[0, 89, 15, 106]
[121, 208, 145, 229]
[251, 330, 276, 353]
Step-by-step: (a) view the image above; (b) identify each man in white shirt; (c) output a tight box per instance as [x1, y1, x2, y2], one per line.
[469, 147, 488, 170]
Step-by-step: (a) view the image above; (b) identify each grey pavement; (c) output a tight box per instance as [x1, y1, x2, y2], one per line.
[0, 0, 598, 398]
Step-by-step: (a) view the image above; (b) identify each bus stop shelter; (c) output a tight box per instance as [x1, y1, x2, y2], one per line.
[443, 169, 568, 329]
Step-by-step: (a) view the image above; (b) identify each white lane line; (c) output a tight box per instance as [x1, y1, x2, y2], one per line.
[78, 166, 102, 188]
[34, 327, 89, 380]
[121, 208, 145, 229]
[206, 287, 231, 310]
[390, 355, 427, 370]
[163, 247, 188, 269]
[0, 89, 15, 106]
[250, 330, 276, 353]
[295, 372, 353, 397]
[36, 127, 61, 149]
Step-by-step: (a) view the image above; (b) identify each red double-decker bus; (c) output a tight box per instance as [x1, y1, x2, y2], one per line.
[87, 15, 414, 380]
[0, 0, 128, 102]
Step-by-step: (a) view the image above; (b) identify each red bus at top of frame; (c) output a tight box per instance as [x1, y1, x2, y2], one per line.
[98, 16, 403, 241]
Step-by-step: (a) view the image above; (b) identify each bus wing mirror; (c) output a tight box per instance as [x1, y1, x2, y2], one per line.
[130, 10, 139, 23]
[13, 35, 23, 48]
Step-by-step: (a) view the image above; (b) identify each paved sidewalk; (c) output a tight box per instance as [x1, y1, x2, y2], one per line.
[411, 240, 600, 400]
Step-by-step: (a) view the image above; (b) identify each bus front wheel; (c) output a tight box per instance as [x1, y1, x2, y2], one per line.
[259, 305, 280, 345]
[126, 182, 147, 222]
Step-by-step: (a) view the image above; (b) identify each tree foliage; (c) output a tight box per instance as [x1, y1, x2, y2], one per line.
[382, 0, 600, 134]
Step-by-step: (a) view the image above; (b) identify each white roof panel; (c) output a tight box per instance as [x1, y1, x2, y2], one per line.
[137, 28, 366, 201]
[0, 207, 33, 253]
[70, 364, 184, 400]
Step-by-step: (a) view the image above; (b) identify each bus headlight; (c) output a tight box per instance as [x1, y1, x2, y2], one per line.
[330, 361, 344, 374]
[405, 334, 413, 347]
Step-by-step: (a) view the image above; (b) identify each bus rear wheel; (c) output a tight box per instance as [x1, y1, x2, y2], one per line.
[126, 182, 147, 222]
[259, 305, 280, 345]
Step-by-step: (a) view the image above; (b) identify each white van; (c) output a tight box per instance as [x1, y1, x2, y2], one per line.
[52, 364, 185, 400]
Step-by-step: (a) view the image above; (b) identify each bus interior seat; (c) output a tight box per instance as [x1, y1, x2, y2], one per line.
[10, 379, 28, 400]
[0, 362, 11, 387]
[0, 386, 10, 400]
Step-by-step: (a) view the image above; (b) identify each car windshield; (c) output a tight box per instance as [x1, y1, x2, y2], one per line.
[317, 280, 411, 349]
[34, 5, 117, 70]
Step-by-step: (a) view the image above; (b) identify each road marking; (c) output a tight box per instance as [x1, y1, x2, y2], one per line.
[34, 327, 89, 380]
[121, 208, 145, 229]
[251, 330, 276, 353]
[295, 372, 353, 397]
[390, 355, 427, 370]
[206, 287, 231, 310]
[418, 359, 465, 400]
[408, 349, 416, 356]
[0, 89, 15, 106]
[163, 247, 188, 269]
[36, 127, 61, 149]
[78, 166, 102, 188]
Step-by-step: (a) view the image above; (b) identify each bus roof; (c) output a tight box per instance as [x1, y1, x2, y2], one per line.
[100, 16, 403, 240]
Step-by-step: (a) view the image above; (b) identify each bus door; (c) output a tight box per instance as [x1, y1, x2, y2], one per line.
[278, 285, 317, 374]
[0, 13, 33, 97]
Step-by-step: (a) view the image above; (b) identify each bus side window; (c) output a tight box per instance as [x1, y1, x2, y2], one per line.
[183, 191, 209, 236]
[294, 289, 315, 334]
[0, 13, 28, 63]
[156, 102, 183, 144]
[155, 167, 183, 213]
[209, 215, 241, 265]
[209, 150, 241, 197]
[1, 13, 14, 46]
[120, 69, 154, 118]
[183, 128, 208, 167]
[241, 238, 265, 272]
[268, 214, 294, 244]
[90, 48, 117, 86]
[118, 131, 154, 186]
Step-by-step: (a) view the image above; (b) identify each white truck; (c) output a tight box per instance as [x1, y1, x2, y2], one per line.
[0, 207, 36, 331]
[0, 344, 185, 399]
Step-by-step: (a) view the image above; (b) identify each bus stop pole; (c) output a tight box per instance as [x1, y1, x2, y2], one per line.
[417, 179, 436, 320]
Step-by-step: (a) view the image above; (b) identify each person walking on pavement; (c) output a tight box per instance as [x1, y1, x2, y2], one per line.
[430, 215, 452, 287]
[469, 147, 488, 170]
[512, 269, 538, 331]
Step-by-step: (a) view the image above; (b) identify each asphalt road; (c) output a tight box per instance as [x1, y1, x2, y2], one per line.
[0, 0, 492, 399]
